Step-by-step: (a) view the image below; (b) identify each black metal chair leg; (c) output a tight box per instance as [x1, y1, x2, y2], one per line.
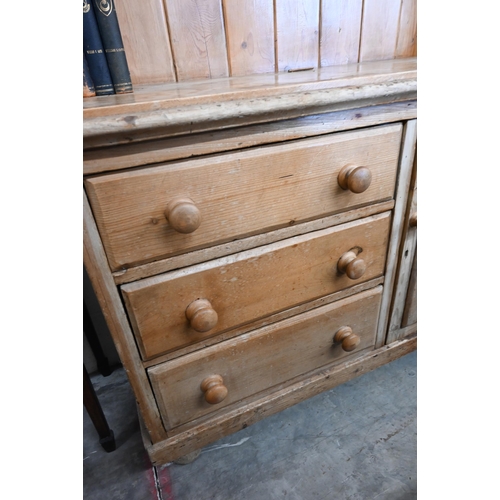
[83, 364, 116, 452]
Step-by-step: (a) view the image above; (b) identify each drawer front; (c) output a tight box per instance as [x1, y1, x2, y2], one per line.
[122, 212, 390, 360]
[148, 286, 383, 429]
[85, 124, 402, 271]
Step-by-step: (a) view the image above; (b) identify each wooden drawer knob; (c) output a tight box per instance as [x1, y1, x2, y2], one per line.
[185, 299, 218, 333]
[201, 375, 228, 404]
[338, 164, 372, 193]
[334, 326, 360, 352]
[409, 212, 417, 227]
[164, 197, 201, 234]
[337, 250, 367, 280]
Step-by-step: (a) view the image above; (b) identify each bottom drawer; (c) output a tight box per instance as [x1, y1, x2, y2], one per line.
[149, 286, 382, 429]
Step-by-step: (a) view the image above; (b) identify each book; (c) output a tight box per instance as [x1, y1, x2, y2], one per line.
[83, 0, 115, 96]
[83, 53, 96, 98]
[92, 0, 133, 94]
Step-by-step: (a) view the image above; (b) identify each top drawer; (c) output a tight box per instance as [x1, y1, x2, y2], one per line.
[85, 124, 402, 271]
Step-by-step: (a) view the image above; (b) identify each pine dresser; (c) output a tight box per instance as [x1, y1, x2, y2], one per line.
[83, 56, 416, 464]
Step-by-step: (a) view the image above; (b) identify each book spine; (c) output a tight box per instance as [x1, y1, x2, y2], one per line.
[83, 53, 96, 98]
[83, 0, 115, 96]
[92, 0, 133, 94]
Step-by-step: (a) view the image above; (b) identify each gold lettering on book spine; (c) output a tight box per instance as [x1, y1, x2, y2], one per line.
[96, 0, 113, 17]
[83, 1, 90, 14]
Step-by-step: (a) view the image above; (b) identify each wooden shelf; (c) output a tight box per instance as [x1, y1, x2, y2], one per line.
[83, 58, 416, 149]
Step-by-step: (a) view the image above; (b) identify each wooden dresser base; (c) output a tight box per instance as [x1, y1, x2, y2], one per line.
[141, 335, 416, 465]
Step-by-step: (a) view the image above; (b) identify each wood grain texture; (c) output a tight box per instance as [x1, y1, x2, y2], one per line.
[275, 0, 320, 71]
[149, 286, 382, 429]
[395, 0, 417, 58]
[114, 0, 176, 84]
[121, 212, 391, 360]
[359, 0, 402, 62]
[387, 150, 417, 341]
[83, 191, 167, 443]
[320, 0, 362, 66]
[145, 335, 416, 464]
[402, 248, 417, 327]
[82, 58, 416, 148]
[86, 124, 401, 270]
[222, 0, 275, 76]
[83, 101, 416, 175]
[113, 202, 393, 286]
[85, 124, 401, 271]
[376, 119, 417, 348]
[142, 276, 384, 367]
[164, 0, 228, 80]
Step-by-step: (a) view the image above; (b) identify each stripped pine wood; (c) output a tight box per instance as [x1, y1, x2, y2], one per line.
[359, 0, 402, 62]
[114, 0, 176, 84]
[83, 191, 167, 443]
[82, 58, 416, 148]
[84, 124, 402, 271]
[275, 0, 320, 71]
[83, 102, 416, 175]
[144, 335, 416, 464]
[376, 119, 417, 348]
[149, 287, 382, 429]
[141, 277, 385, 367]
[164, 0, 229, 80]
[222, 0, 275, 76]
[121, 213, 391, 360]
[320, 0, 362, 66]
[395, 0, 417, 58]
[104, 0, 415, 85]
[401, 248, 417, 327]
[113, 202, 394, 286]
[387, 151, 417, 341]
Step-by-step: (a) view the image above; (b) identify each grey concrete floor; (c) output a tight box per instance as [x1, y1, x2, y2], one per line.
[84, 350, 417, 500]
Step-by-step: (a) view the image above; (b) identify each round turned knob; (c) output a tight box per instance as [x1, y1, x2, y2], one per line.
[164, 197, 201, 234]
[200, 375, 228, 404]
[337, 250, 367, 280]
[185, 299, 218, 333]
[338, 164, 372, 193]
[409, 212, 417, 228]
[334, 326, 360, 352]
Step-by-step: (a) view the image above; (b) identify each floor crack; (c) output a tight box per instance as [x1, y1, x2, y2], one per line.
[152, 466, 163, 500]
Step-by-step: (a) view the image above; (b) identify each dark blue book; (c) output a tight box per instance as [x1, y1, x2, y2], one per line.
[83, 53, 96, 97]
[83, 0, 115, 96]
[92, 0, 133, 94]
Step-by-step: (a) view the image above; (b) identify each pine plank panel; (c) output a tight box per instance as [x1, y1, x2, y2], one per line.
[320, 0, 362, 66]
[395, 0, 417, 58]
[222, 0, 275, 76]
[359, 0, 402, 62]
[387, 151, 417, 340]
[401, 249, 417, 327]
[114, 0, 176, 84]
[376, 119, 416, 348]
[149, 287, 382, 429]
[164, 0, 229, 80]
[275, 0, 320, 71]
[85, 124, 402, 271]
[121, 212, 391, 360]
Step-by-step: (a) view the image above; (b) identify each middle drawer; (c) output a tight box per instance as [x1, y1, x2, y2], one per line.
[121, 212, 390, 360]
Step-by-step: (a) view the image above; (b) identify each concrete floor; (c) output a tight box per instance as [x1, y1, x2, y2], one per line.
[84, 350, 417, 500]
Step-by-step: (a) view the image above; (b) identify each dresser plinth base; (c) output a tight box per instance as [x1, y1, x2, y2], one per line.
[141, 336, 416, 466]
